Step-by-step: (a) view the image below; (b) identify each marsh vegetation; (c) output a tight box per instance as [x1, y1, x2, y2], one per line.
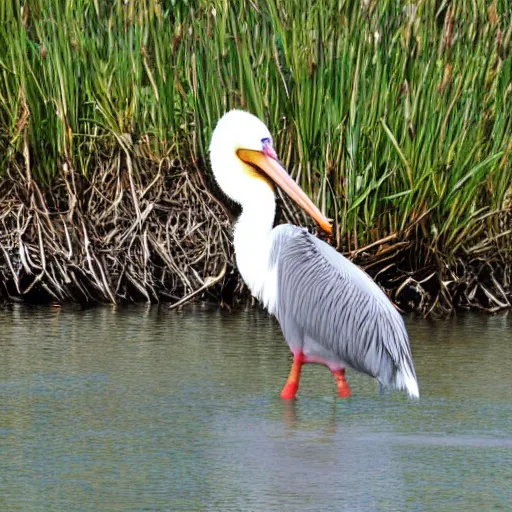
[0, 0, 510, 314]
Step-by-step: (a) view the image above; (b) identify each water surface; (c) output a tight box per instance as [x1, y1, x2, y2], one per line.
[1, 305, 511, 511]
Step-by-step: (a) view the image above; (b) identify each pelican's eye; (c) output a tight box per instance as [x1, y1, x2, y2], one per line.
[261, 137, 277, 159]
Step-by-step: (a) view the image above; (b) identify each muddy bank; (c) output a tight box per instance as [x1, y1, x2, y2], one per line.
[1, 158, 510, 317]
[0, 154, 235, 307]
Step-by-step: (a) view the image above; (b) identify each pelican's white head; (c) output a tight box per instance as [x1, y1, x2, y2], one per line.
[210, 110, 274, 158]
[209, 110, 276, 206]
[209, 109, 332, 234]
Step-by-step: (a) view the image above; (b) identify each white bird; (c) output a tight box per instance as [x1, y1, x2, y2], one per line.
[209, 110, 419, 400]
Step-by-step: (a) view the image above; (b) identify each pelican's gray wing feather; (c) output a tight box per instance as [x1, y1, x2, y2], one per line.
[271, 225, 418, 397]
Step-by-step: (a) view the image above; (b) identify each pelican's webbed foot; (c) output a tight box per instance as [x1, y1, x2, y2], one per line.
[281, 352, 305, 400]
[332, 368, 351, 398]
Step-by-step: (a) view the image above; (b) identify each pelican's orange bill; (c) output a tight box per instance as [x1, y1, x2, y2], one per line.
[237, 149, 332, 234]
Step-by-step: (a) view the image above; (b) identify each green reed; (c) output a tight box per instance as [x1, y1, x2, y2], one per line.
[0, 0, 510, 256]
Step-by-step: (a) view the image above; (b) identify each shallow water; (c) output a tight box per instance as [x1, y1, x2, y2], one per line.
[1, 304, 511, 511]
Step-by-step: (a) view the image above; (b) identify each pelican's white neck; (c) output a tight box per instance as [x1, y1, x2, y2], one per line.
[233, 177, 276, 242]
[210, 148, 278, 311]
[233, 181, 278, 312]
[222, 151, 276, 278]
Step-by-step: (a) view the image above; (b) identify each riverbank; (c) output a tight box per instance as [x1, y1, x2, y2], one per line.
[1, 159, 510, 316]
[1, 1, 511, 315]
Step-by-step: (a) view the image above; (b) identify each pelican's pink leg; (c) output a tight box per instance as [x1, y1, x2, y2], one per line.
[332, 369, 351, 398]
[281, 352, 305, 400]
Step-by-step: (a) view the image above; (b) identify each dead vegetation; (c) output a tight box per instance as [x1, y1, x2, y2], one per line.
[0, 151, 236, 306]
[2, 153, 510, 317]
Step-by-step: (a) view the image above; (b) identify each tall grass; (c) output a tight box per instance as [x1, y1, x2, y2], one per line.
[0, 0, 511, 258]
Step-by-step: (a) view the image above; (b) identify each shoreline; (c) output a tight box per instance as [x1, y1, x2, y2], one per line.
[1, 165, 510, 317]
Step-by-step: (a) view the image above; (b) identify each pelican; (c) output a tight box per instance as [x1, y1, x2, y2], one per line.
[209, 110, 419, 400]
